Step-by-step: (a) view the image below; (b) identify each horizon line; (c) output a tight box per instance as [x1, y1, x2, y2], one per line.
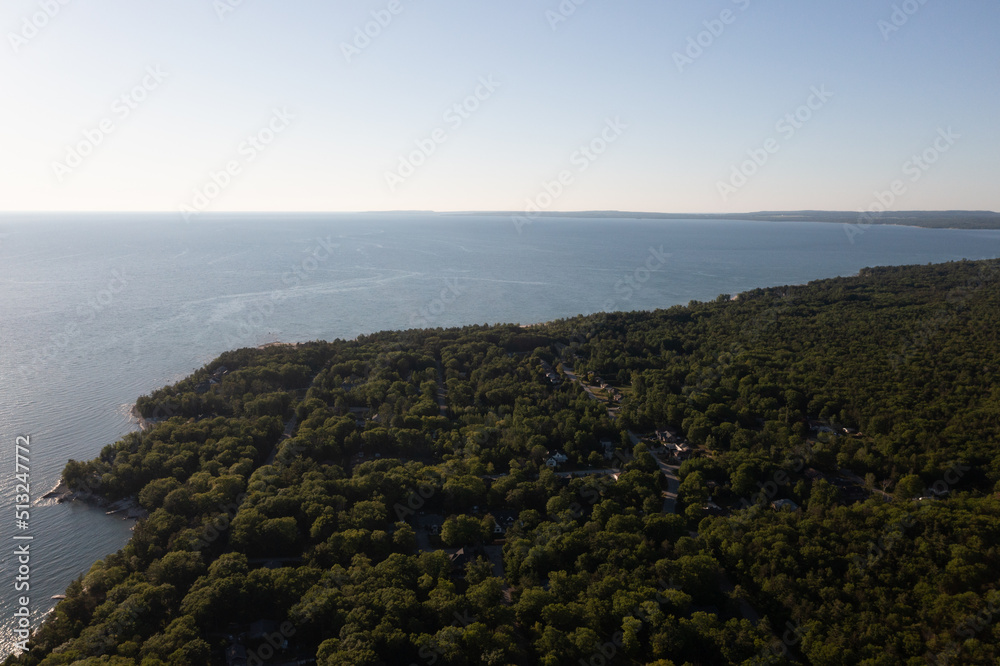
[0, 209, 998, 216]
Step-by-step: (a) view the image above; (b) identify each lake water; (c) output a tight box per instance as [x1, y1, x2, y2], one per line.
[2, 212, 1000, 655]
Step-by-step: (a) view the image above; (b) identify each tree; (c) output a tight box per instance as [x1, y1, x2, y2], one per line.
[162, 487, 195, 516]
[441, 515, 488, 547]
[896, 474, 925, 498]
[730, 464, 758, 498]
[808, 479, 839, 512]
[679, 471, 709, 506]
[138, 477, 182, 511]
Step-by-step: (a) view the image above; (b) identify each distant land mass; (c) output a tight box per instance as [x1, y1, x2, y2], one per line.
[467, 210, 1000, 230]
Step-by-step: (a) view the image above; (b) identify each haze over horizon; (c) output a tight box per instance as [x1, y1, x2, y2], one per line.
[3, 0, 998, 214]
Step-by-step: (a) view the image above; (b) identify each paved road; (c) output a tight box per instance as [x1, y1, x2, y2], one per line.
[718, 572, 761, 624]
[265, 371, 322, 465]
[624, 429, 682, 513]
[563, 366, 615, 419]
[481, 468, 621, 481]
[264, 415, 298, 465]
[555, 468, 621, 479]
[839, 468, 889, 500]
[653, 452, 680, 514]
[564, 366, 679, 513]
[483, 545, 506, 579]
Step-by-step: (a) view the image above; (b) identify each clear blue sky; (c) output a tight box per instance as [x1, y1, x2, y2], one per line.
[2, 0, 997, 213]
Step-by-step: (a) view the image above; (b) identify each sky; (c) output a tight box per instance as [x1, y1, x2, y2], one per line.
[1, 0, 998, 214]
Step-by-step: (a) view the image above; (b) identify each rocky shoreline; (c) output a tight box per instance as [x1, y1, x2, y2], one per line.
[41, 480, 147, 521]
[257, 341, 302, 349]
[130, 403, 154, 432]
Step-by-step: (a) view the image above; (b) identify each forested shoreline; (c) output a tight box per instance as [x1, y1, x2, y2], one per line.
[479, 210, 1000, 230]
[8, 258, 1000, 665]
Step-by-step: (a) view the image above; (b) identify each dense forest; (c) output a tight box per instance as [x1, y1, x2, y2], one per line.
[9, 258, 1000, 665]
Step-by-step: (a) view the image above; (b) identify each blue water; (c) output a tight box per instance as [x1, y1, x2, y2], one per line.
[2, 212, 1000, 655]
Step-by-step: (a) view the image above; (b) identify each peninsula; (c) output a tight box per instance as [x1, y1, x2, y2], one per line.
[9, 259, 1000, 666]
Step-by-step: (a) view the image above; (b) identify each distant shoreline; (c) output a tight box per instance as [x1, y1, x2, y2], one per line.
[459, 210, 1000, 230]
[2, 210, 998, 231]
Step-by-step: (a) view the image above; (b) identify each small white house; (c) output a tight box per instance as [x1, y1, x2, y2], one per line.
[546, 452, 569, 468]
